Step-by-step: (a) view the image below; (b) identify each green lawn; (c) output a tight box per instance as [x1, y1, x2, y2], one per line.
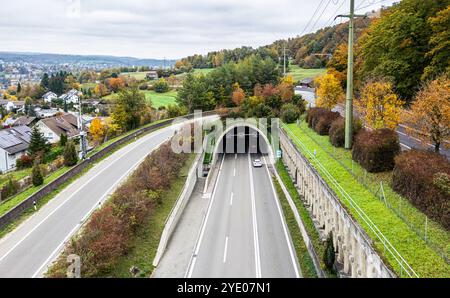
[142, 90, 178, 108]
[120, 71, 149, 80]
[288, 65, 326, 82]
[108, 154, 196, 277]
[80, 82, 96, 90]
[283, 121, 450, 277]
[102, 90, 178, 109]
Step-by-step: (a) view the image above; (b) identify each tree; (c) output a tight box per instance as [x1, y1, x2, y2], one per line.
[231, 83, 245, 106]
[281, 103, 300, 123]
[41, 73, 50, 90]
[89, 118, 105, 145]
[28, 126, 50, 157]
[153, 78, 170, 93]
[422, 6, 450, 81]
[32, 162, 44, 186]
[403, 75, 450, 152]
[94, 83, 108, 98]
[323, 232, 336, 273]
[59, 133, 68, 147]
[64, 141, 78, 166]
[112, 87, 147, 131]
[17, 82, 21, 94]
[106, 77, 125, 93]
[24, 96, 33, 116]
[177, 73, 215, 112]
[278, 75, 294, 102]
[315, 73, 344, 109]
[358, 79, 404, 130]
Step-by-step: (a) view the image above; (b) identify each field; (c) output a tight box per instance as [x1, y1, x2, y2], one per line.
[102, 90, 178, 108]
[120, 71, 149, 80]
[283, 121, 450, 277]
[288, 65, 326, 82]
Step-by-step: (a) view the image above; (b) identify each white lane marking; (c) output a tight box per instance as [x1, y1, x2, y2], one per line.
[31, 136, 169, 278]
[400, 143, 411, 150]
[0, 129, 172, 265]
[247, 153, 261, 278]
[262, 155, 301, 278]
[233, 167, 236, 177]
[223, 236, 229, 263]
[230, 192, 234, 206]
[186, 154, 226, 278]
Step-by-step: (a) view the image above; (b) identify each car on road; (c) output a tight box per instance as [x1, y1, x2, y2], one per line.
[253, 159, 262, 167]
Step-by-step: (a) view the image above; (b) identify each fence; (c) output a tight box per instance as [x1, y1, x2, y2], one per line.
[0, 111, 217, 230]
[294, 121, 449, 264]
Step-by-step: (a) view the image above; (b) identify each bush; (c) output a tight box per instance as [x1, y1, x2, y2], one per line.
[1, 176, 19, 200]
[32, 163, 44, 186]
[59, 134, 67, 147]
[138, 83, 149, 90]
[292, 94, 306, 115]
[281, 103, 300, 123]
[64, 141, 78, 166]
[329, 117, 362, 147]
[392, 150, 450, 230]
[315, 111, 340, 135]
[153, 78, 169, 93]
[16, 154, 33, 169]
[352, 129, 400, 172]
[323, 232, 335, 273]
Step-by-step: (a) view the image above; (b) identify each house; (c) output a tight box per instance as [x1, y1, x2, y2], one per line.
[146, 71, 158, 80]
[42, 91, 57, 103]
[299, 78, 314, 88]
[34, 107, 60, 118]
[35, 113, 80, 144]
[0, 125, 31, 173]
[12, 116, 36, 127]
[0, 100, 25, 112]
[60, 89, 82, 104]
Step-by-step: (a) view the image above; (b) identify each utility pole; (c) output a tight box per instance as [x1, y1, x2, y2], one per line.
[336, 0, 365, 149]
[77, 95, 87, 160]
[283, 42, 286, 76]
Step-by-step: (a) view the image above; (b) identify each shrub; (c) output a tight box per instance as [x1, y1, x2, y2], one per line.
[392, 150, 450, 230]
[323, 232, 335, 273]
[281, 103, 300, 123]
[352, 129, 400, 172]
[138, 83, 149, 90]
[64, 141, 78, 166]
[32, 162, 44, 186]
[59, 134, 67, 147]
[1, 176, 19, 200]
[292, 94, 306, 115]
[329, 117, 362, 147]
[306, 107, 328, 128]
[315, 111, 340, 135]
[153, 78, 169, 93]
[16, 154, 33, 169]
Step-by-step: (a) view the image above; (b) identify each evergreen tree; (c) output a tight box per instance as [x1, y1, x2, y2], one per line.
[63, 141, 78, 166]
[40, 73, 49, 89]
[17, 82, 22, 94]
[59, 134, 68, 147]
[32, 162, 44, 186]
[28, 126, 49, 157]
[323, 232, 336, 273]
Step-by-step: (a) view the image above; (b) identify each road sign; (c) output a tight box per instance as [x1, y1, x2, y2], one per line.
[276, 150, 282, 158]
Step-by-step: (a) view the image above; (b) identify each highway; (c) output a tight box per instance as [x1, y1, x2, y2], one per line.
[187, 153, 300, 278]
[0, 117, 213, 277]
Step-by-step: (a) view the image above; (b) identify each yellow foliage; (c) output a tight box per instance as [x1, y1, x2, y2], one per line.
[89, 118, 105, 145]
[314, 73, 344, 109]
[282, 74, 294, 86]
[403, 75, 450, 151]
[358, 80, 404, 129]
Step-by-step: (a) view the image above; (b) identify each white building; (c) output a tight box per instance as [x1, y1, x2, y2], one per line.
[0, 126, 31, 173]
[35, 113, 80, 144]
[60, 89, 82, 104]
[42, 91, 57, 103]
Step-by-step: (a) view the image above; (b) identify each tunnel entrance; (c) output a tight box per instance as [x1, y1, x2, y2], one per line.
[216, 126, 269, 154]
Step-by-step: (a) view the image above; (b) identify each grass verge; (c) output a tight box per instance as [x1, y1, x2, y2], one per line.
[283, 121, 450, 277]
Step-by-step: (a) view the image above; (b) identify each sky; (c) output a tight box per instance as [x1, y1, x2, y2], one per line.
[0, 0, 398, 59]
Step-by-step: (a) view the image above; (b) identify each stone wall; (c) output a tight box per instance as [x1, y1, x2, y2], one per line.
[280, 128, 395, 278]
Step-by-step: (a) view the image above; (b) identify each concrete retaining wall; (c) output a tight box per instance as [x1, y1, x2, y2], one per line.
[280, 128, 395, 278]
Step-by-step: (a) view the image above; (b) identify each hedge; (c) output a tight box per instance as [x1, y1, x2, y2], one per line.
[352, 129, 400, 173]
[392, 150, 450, 230]
[329, 117, 362, 148]
[306, 107, 340, 135]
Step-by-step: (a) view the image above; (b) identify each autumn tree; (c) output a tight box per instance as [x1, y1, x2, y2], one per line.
[90, 118, 106, 145]
[403, 75, 450, 152]
[231, 83, 245, 106]
[315, 73, 344, 109]
[358, 79, 404, 130]
[94, 83, 108, 98]
[278, 75, 294, 102]
[106, 77, 125, 93]
[112, 86, 147, 131]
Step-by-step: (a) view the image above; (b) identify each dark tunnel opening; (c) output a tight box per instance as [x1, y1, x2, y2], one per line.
[216, 126, 269, 154]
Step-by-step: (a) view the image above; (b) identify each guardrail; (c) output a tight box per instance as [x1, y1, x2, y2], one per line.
[282, 124, 418, 278]
[0, 111, 217, 230]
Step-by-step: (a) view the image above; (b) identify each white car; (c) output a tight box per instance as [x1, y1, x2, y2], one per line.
[253, 159, 262, 167]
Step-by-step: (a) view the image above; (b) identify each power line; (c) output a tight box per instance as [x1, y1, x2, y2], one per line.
[299, 0, 326, 37]
[324, 0, 348, 28]
[309, 0, 334, 33]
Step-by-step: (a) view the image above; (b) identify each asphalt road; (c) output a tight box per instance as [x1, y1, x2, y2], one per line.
[187, 153, 300, 278]
[0, 117, 215, 278]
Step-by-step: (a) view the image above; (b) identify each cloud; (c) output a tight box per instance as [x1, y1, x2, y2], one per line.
[0, 0, 398, 59]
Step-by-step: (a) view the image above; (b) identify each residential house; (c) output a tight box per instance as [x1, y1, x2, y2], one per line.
[60, 89, 82, 104]
[0, 100, 25, 112]
[146, 71, 158, 80]
[35, 113, 80, 144]
[12, 116, 36, 127]
[42, 91, 57, 103]
[34, 107, 60, 118]
[298, 78, 314, 89]
[0, 125, 31, 173]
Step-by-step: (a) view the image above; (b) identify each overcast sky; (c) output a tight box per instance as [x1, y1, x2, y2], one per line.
[0, 0, 398, 59]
